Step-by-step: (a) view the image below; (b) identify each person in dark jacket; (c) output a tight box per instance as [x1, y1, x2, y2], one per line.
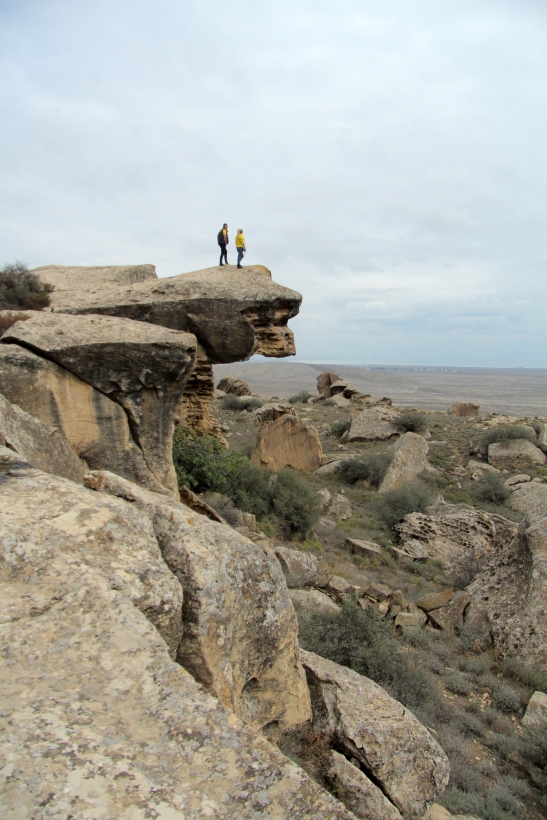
[218, 224, 229, 266]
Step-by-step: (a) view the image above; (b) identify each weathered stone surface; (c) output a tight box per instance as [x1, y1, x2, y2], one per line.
[317, 371, 341, 397]
[522, 691, 547, 728]
[251, 401, 296, 424]
[416, 589, 453, 612]
[325, 575, 353, 602]
[289, 588, 341, 616]
[379, 432, 434, 493]
[488, 439, 546, 471]
[326, 750, 404, 820]
[0, 344, 171, 496]
[509, 480, 547, 520]
[275, 546, 331, 589]
[0, 552, 354, 817]
[2, 311, 197, 495]
[538, 426, 547, 453]
[252, 414, 322, 471]
[217, 375, 251, 395]
[85, 470, 311, 732]
[422, 805, 452, 820]
[346, 537, 382, 558]
[467, 459, 500, 480]
[348, 407, 399, 442]
[366, 582, 392, 601]
[395, 502, 518, 581]
[504, 473, 531, 487]
[0, 390, 84, 483]
[200, 490, 258, 531]
[427, 592, 471, 632]
[315, 458, 345, 475]
[330, 379, 360, 399]
[301, 650, 450, 818]
[395, 611, 427, 630]
[329, 492, 352, 519]
[450, 403, 480, 417]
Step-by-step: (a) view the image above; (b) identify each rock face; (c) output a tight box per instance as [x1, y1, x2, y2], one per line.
[450, 402, 480, 417]
[2, 311, 197, 495]
[326, 751, 404, 820]
[0, 343, 172, 496]
[251, 414, 322, 471]
[251, 401, 296, 424]
[379, 432, 434, 493]
[85, 470, 311, 733]
[317, 371, 341, 397]
[275, 546, 331, 589]
[522, 692, 547, 728]
[348, 407, 400, 442]
[301, 649, 450, 819]
[0, 391, 84, 483]
[289, 588, 341, 616]
[217, 375, 251, 396]
[395, 502, 518, 581]
[0, 458, 353, 818]
[488, 439, 546, 471]
[330, 379, 360, 399]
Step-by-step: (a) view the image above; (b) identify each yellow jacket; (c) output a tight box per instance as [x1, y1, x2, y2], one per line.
[235, 233, 246, 248]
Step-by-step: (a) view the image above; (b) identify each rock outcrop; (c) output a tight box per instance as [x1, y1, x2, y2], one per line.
[326, 751, 404, 820]
[251, 414, 322, 471]
[275, 546, 331, 589]
[379, 432, 436, 493]
[289, 588, 341, 616]
[450, 403, 479, 417]
[348, 407, 400, 442]
[301, 650, 450, 819]
[217, 375, 251, 396]
[317, 371, 341, 397]
[488, 438, 546, 471]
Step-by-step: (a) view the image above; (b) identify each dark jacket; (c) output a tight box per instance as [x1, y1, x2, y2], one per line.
[217, 228, 229, 246]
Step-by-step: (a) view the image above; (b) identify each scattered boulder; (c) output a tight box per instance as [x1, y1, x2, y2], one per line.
[329, 392, 351, 407]
[275, 546, 331, 589]
[315, 458, 345, 475]
[395, 611, 427, 631]
[379, 432, 436, 493]
[326, 491, 352, 519]
[346, 537, 383, 559]
[488, 439, 546, 471]
[325, 575, 354, 602]
[466, 459, 500, 480]
[300, 649, 450, 818]
[251, 414, 322, 471]
[427, 592, 471, 633]
[325, 751, 404, 820]
[199, 490, 258, 531]
[217, 375, 251, 396]
[251, 401, 295, 423]
[330, 379, 360, 399]
[522, 691, 547, 729]
[450, 403, 480, 417]
[395, 502, 518, 581]
[504, 473, 531, 488]
[415, 589, 453, 612]
[347, 407, 400, 442]
[422, 805, 452, 820]
[375, 397, 393, 407]
[365, 582, 392, 602]
[289, 588, 341, 616]
[317, 371, 341, 397]
[538, 426, 547, 454]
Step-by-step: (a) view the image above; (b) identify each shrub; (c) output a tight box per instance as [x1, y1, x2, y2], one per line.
[374, 481, 434, 529]
[330, 418, 351, 438]
[0, 261, 53, 311]
[221, 394, 262, 411]
[269, 469, 321, 537]
[479, 423, 537, 449]
[472, 472, 510, 504]
[395, 410, 427, 433]
[288, 390, 313, 404]
[445, 671, 473, 696]
[521, 724, 547, 808]
[338, 452, 392, 487]
[491, 682, 521, 714]
[501, 657, 547, 693]
[0, 310, 31, 337]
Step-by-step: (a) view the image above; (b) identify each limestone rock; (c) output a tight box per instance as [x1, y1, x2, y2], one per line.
[348, 407, 400, 442]
[289, 588, 341, 616]
[330, 392, 351, 407]
[0, 343, 171, 496]
[315, 458, 345, 475]
[318, 487, 332, 508]
[251, 414, 322, 471]
[85, 470, 311, 732]
[0, 390, 84, 483]
[379, 432, 434, 493]
[317, 371, 341, 397]
[366, 582, 392, 601]
[509, 480, 547, 520]
[326, 750, 404, 820]
[251, 401, 295, 423]
[488, 439, 546, 471]
[416, 589, 453, 612]
[330, 379, 360, 399]
[325, 575, 353, 602]
[467, 459, 500, 480]
[301, 649, 450, 818]
[2, 311, 197, 495]
[422, 805, 452, 820]
[325, 491, 352, 519]
[217, 375, 251, 396]
[538, 426, 547, 454]
[275, 546, 332, 589]
[395, 611, 427, 630]
[346, 537, 382, 558]
[395, 502, 518, 581]
[427, 592, 471, 633]
[200, 490, 258, 531]
[504, 473, 531, 488]
[450, 403, 480, 417]
[522, 691, 547, 728]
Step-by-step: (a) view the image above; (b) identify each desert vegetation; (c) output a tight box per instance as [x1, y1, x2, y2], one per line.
[0, 261, 53, 311]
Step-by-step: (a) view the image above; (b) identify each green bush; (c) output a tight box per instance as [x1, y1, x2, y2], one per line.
[0, 261, 53, 311]
[288, 390, 313, 404]
[445, 671, 473, 696]
[395, 410, 427, 433]
[338, 452, 392, 486]
[221, 394, 262, 411]
[269, 469, 322, 537]
[330, 418, 351, 438]
[479, 423, 537, 448]
[472, 472, 510, 504]
[374, 481, 434, 529]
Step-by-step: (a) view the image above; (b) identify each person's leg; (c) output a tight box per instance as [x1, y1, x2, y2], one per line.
[237, 248, 243, 267]
[219, 246, 224, 265]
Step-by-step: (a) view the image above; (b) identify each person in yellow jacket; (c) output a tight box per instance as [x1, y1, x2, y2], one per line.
[235, 229, 246, 268]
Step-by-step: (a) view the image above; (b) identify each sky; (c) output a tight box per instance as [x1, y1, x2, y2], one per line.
[1, 0, 546, 367]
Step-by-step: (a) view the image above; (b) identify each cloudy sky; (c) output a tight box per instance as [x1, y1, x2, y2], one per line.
[1, 0, 546, 367]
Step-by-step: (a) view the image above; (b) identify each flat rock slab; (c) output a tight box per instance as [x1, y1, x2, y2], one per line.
[252, 414, 322, 471]
[488, 439, 546, 471]
[427, 592, 471, 633]
[416, 589, 453, 612]
[348, 407, 400, 442]
[326, 750, 404, 820]
[346, 537, 382, 558]
[301, 649, 450, 818]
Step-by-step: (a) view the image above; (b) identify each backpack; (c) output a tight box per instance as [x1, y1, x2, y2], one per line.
[217, 229, 226, 246]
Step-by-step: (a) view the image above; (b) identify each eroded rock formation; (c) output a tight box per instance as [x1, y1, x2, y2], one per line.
[251, 414, 323, 471]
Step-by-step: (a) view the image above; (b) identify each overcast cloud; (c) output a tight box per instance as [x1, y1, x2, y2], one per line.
[1, 0, 546, 366]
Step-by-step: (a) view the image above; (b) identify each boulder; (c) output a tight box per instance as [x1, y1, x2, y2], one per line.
[0, 390, 84, 484]
[395, 502, 518, 581]
[466, 459, 500, 480]
[325, 751, 404, 820]
[200, 490, 258, 531]
[422, 805, 452, 820]
[329, 392, 351, 407]
[427, 592, 471, 633]
[450, 403, 480, 417]
[538, 426, 547, 454]
[315, 458, 345, 475]
[274, 546, 332, 589]
[2, 311, 197, 495]
[301, 649, 450, 818]
[346, 537, 383, 559]
[415, 589, 453, 612]
[347, 407, 400, 442]
[522, 691, 547, 728]
[325, 575, 354, 602]
[0, 343, 171, 497]
[251, 414, 322, 471]
[289, 589, 341, 616]
[327, 492, 352, 520]
[488, 439, 546, 471]
[379, 432, 435, 493]
[251, 401, 295, 423]
[365, 582, 392, 602]
[395, 611, 427, 630]
[504, 473, 531, 488]
[330, 379, 360, 399]
[317, 371, 341, 397]
[85, 470, 311, 732]
[216, 375, 251, 396]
